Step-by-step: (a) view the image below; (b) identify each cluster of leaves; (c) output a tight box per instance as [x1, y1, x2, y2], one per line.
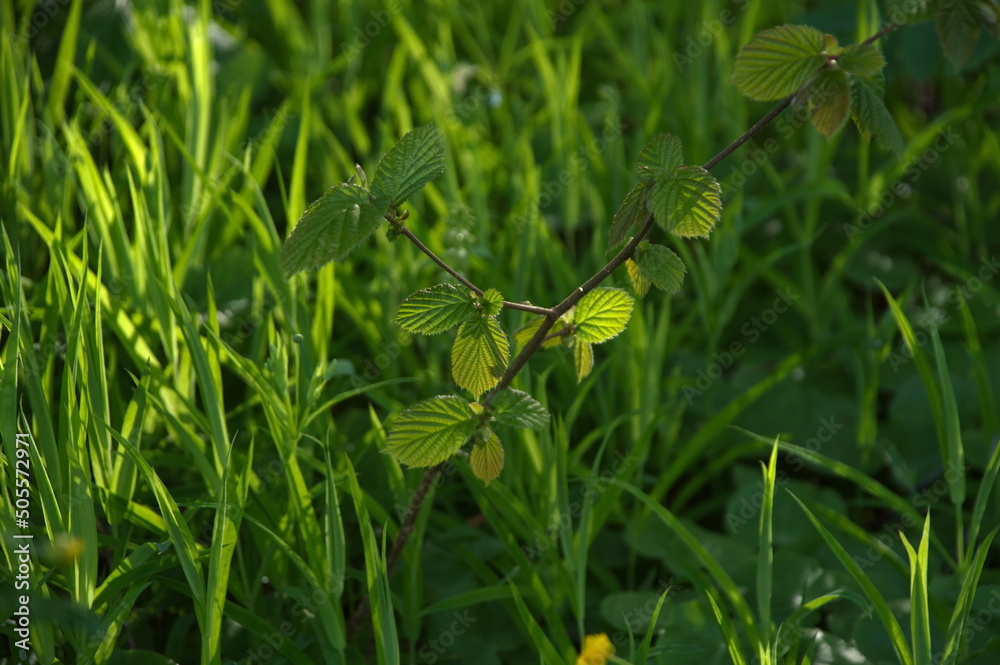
[280, 9, 990, 485]
[514, 287, 635, 383]
[279, 125, 555, 484]
[730, 24, 904, 151]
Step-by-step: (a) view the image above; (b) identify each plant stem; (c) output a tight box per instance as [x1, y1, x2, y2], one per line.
[349, 22, 901, 635]
[399, 226, 554, 316]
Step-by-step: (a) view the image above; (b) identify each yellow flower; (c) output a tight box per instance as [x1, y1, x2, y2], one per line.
[576, 633, 614, 665]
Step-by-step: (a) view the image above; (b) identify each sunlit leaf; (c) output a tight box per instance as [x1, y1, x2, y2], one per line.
[575, 341, 594, 382]
[371, 124, 446, 205]
[470, 429, 504, 485]
[626, 258, 650, 298]
[731, 24, 828, 101]
[839, 42, 886, 77]
[573, 288, 633, 344]
[395, 283, 476, 334]
[633, 243, 686, 294]
[491, 389, 551, 430]
[281, 183, 386, 275]
[513, 315, 568, 350]
[636, 134, 684, 180]
[650, 166, 722, 239]
[480, 288, 504, 317]
[384, 396, 477, 467]
[609, 180, 651, 249]
[809, 68, 852, 137]
[452, 317, 510, 398]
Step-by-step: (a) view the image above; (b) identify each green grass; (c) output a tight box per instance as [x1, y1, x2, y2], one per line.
[1, 0, 1000, 663]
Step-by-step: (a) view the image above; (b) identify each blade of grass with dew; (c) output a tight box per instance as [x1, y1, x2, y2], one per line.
[788, 491, 914, 665]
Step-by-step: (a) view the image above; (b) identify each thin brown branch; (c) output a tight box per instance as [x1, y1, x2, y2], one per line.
[399, 226, 554, 316]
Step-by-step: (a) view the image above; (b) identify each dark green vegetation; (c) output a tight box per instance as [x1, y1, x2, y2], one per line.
[2, 0, 1000, 663]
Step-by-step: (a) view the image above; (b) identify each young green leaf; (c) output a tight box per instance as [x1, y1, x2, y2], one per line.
[809, 68, 852, 137]
[513, 315, 568, 350]
[633, 243, 686, 294]
[395, 283, 476, 334]
[608, 180, 651, 249]
[730, 24, 828, 101]
[650, 166, 722, 238]
[838, 42, 886, 78]
[491, 389, 551, 430]
[625, 258, 650, 297]
[452, 316, 510, 398]
[850, 75, 904, 153]
[480, 288, 504, 317]
[636, 134, 684, 180]
[281, 183, 386, 275]
[384, 395, 478, 467]
[470, 428, 504, 485]
[371, 124, 446, 205]
[574, 341, 594, 382]
[573, 287, 634, 344]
